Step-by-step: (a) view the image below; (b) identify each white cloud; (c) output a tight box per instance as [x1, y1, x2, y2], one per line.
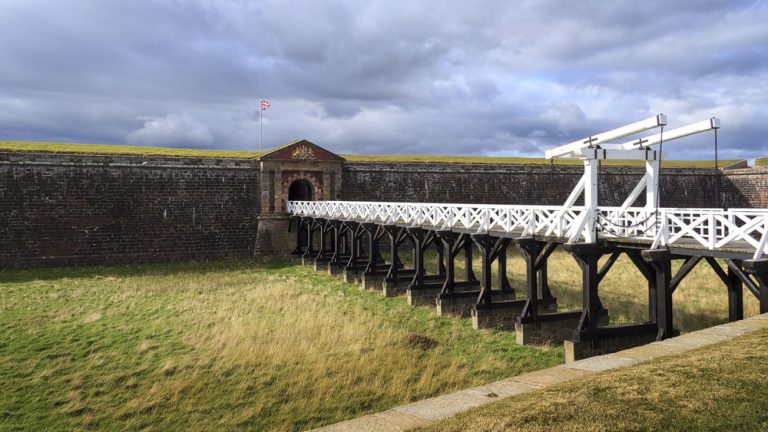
[0, 0, 766, 159]
[125, 113, 213, 148]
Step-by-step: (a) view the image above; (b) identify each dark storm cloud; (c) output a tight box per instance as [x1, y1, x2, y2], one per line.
[0, 0, 766, 160]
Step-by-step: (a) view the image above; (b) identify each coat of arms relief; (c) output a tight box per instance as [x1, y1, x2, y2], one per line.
[290, 145, 315, 160]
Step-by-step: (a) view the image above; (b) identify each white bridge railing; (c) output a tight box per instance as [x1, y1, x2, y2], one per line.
[287, 201, 768, 259]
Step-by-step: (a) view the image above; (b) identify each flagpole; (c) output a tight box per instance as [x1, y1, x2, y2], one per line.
[258, 98, 270, 152]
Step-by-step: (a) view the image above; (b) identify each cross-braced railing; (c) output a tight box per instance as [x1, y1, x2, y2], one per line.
[287, 201, 768, 259]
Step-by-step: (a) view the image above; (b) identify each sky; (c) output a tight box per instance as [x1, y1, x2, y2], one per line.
[0, 0, 766, 160]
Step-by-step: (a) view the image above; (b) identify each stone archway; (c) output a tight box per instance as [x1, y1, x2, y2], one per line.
[288, 179, 314, 201]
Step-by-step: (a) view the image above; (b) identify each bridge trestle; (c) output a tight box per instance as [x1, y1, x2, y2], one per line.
[288, 215, 765, 362]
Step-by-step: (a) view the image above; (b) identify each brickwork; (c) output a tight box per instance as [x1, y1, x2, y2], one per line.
[724, 167, 768, 208]
[1, 147, 766, 268]
[0, 152, 258, 267]
[342, 162, 757, 208]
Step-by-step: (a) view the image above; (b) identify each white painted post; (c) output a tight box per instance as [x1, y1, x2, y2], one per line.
[583, 159, 598, 243]
[646, 159, 660, 209]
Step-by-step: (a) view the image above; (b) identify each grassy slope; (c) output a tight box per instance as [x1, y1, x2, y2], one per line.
[756, 158, 768, 167]
[0, 140, 737, 168]
[0, 140, 262, 159]
[420, 327, 768, 432]
[0, 259, 561, 432]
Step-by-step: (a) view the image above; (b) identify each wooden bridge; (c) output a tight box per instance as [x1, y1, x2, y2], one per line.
[286, 115, 768, 360]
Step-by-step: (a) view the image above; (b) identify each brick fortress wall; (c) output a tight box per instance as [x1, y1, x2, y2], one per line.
[0, 152, 259, 267]
[342, 162, 762, 208]
[2, 151, 766, 268]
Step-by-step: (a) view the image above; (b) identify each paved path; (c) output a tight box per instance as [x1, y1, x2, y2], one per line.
[309, 313, 768, 432]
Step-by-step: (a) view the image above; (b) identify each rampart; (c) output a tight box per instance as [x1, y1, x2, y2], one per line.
[1, 148, 766, 268]
[0, 152, 259, 267]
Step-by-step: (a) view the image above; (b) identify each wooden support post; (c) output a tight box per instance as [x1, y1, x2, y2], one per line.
[305, 219, 319, 258]
[344, 222, 362, 270]
[314, 219, 328, 261]
[363, 224, 384, 274]
[382, 226, 402, 279]
[497, 244, 512, 292]
[537, 261, 553, 301]
[464, 238, 477, 283]
[436, 231, 459, 295]
[626, 250, 655, 321]
[329, 221, 343, 265]
[743, 259, 768, 314]
[408, 228, 427, 290]
[728, 259, 744, 321]
[703, 257, 743, 322]
[435, 240, 446, 277]
[564, 243, 604, 344]
[514, 238, 543, 320]
[471, 235, 495, 306]
[642, 249, 673, 340]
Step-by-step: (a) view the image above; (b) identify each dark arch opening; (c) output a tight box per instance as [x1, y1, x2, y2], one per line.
[288, 179, 314, 202]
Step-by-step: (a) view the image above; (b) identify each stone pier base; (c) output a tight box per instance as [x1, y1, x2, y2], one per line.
[362, 274, 387, 291]
[564, 325, 659, 362]
[407, 284, 444, 306]
[472, 299, 558, 330]
[327, 263, 346, 276]
[437, 289, 512, 318]
[314, 260, 331, 272]
[383, 280, 407, 297]
[382, 272, 439, 297]
[515, 311, 609, 346]
[343, 269, 363, 284]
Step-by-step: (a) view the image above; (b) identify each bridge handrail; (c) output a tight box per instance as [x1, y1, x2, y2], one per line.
[287, 201, 768, 259]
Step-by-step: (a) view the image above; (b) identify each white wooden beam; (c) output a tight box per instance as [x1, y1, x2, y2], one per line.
[618, 117, 720, 150]
[576, 149, 664, 161]
[545, 114, 667, 159]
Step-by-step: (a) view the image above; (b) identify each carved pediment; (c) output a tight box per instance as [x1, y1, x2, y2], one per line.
[258, 139, 345, 162]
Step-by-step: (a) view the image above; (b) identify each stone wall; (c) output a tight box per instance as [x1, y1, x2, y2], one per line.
[724, 167, 768, 208]
[2, 150, 766, 268]
[342, 162, 754, 208]
[0, 152, 259, 267]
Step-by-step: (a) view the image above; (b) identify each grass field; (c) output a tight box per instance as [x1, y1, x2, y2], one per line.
[420, 326, 768, 432]
[757, 158, 768, 167]
[0, 140, 739, 168]
[0, 259, 562, 432]
[1, 251, 760, 431]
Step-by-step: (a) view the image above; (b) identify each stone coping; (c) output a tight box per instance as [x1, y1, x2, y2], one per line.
[308, 313, 768, 431]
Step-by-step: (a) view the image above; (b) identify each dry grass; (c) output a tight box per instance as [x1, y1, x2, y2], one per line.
[0, 140, 261, 158]
[341, 153, 737, 168]
[0, 140, 737, 168]
[1, 249, 761, 431]
[419, 327, 768, 432]
[0, 259, 560, 431]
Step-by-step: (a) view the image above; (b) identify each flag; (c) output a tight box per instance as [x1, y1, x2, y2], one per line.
[260, 99, 271, 110]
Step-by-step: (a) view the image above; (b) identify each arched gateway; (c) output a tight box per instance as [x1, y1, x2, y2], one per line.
[288, 179, 314, 202]
[254, 139, 345, 255]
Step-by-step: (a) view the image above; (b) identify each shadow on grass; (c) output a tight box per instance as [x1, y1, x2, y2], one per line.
[0, 257, 294, 283]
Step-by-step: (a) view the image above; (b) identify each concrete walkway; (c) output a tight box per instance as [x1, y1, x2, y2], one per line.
[309, 313, 768, 432]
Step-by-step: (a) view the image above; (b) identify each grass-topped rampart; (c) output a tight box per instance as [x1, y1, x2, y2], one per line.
[0, 140, 740, 168]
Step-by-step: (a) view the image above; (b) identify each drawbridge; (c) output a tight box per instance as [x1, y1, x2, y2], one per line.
[287, 115, 768, 360]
